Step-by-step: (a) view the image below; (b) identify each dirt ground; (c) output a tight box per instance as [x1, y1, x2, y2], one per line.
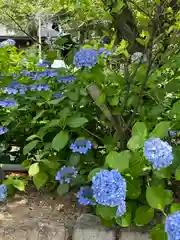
[0, 185, 90, 239]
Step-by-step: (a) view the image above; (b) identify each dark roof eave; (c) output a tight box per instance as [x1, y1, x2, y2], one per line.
[0, 35, 47, 40]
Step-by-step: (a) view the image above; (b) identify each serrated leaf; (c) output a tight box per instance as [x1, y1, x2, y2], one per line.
[154, 167, 172, 179]
[127, 135, 145, 151]
[115, 211, 132, 227]
[146, 186, 173, 210]
[28, 163, 40, 176]
[132, 122, 148, 137]
[41, 159, 60, 169]
[100, 217, 114, 227]
[105, 150, 130, 172]
[52, 131, 69, 151]
[23, 140, 39, 155]
[126, 177, 141, 199]
[67, 117, 88, 128]
[33, 171, 48, 189]
[150, 121, 171, 138]
[96, 205, 116, 220]
[12, 179, 25, 191]
[134, 206, 154, 225]
[129, 152, 146, 177]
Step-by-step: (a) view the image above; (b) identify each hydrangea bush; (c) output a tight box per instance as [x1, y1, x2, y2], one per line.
[0, 38, 180, 240]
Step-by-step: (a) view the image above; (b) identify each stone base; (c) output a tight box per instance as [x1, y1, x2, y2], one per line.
[0, 220, 67, 240]
[120, 231, 149, 240]
[73, 214, 149, 240]
[73, 214, 116, 240]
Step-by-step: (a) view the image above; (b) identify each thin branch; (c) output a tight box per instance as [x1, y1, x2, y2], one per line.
[0, 10, 41, 45]
[125, 46, 153, 130]
[82, 127, 103, 141]
[121, 52, 146, 114]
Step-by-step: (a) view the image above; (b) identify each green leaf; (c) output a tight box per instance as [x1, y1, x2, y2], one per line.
[88, 168, 103, 181]
[66, 89, 79, 101]
[115, 211, 132, 227]
[129, 152, 146, 177]
[109, 96, 119, 106]
[100, 217, 114, 227]
[33, 171, 48, 189]
[57, 184, 69, 196]
[150, 121, 171, 138]
[171, 100, 180, 118]
[150, 224, 168, 240]
[127, 135, 145, 151]
[126, 177, 141, 199]
[23, 140, 39, 155]
[134, 206, 154, 225]
[132, 122, 148, 137]
[154, 167, 172, 179]
[69, 153, 80, 166]
[12, 179, 25, 191]
[21, 159, 32, 169]
[105, 150, 130, 172]
[170, 203, 180, 213]
[41, 159, 60, 169]
[172, 146, 180, 170]
[67, 117, 88, 128]
[96, 205, 116, 220]
[48, 98, 64, 105]
[52, 131, 69, 151]
[175, 166, 180, 180]
[146, 186, 173, 210]
[26, 134, 40, 141]
[32, 110, 45, 123]
[28, 163, 40, 176]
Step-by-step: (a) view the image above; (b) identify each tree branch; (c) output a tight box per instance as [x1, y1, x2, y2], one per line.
[125, 45, 153, 130]
[0, 10, 41, 45]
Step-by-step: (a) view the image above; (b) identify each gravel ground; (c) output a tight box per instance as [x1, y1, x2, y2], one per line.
[0, 184, 90, 239]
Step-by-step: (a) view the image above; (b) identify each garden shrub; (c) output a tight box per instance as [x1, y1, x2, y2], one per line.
[0, 38, 180, 240]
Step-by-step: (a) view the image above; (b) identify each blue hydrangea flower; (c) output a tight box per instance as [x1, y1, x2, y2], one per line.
[116, 201, 126, 217]
[144, 138, 173, 169]
[97, 48, 112, 58]
[20, 70, 31, 77]
[4, 81, 28, 95]
[1, 39, 16, 47]
[0, 126, 8, 135]
[0, 99, 17, 107]
[77, 186, 95, 206]
[55, 166, 78, 184]
[74, 48, 98, 68]
[0, 184, 7, 201]
[57, 75, 76, 83]
[44, 69, 58, 77]
[36, 60, 51, 67]
[92, 170, 126, 216]
[4, 87, 18, 95]
[165, 211, 180, 240]
[28, 84, 50, 92]
[168, 130, 180, 136]
[53, 92, 63, 99]
[70, 139, 92, 154]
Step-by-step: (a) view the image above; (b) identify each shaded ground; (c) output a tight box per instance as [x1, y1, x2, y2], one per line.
[0, 185, 90, 239]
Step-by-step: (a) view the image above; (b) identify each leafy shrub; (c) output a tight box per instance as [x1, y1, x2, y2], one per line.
[0, 38, 180, 240]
